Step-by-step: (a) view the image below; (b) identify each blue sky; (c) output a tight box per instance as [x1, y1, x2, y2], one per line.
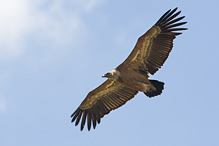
[1, 0, 219, 146]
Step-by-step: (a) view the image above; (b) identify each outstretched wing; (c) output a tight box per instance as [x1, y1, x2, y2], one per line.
[122, 7, 187, 75]
[71, 79, 138, 131]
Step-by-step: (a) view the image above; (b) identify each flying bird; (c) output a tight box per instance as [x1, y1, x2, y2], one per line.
[71, 7, 187, 131]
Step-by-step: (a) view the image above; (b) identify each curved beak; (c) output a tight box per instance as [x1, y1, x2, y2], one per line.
[102, 73, 110, 78]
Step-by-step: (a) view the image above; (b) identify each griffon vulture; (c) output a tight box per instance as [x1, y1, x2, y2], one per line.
[71, 8, 187, 131]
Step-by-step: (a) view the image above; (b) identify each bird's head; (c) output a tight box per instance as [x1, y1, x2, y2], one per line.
[102, 70, 120, 80]
[102, 72, 113, 78]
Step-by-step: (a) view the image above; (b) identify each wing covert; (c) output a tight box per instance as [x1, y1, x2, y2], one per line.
[71, 79, 138, 131]
[122, 7, 187, 75]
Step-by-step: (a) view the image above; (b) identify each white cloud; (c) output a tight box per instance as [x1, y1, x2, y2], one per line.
[0, 0, 104, 60]
[0, 0, 31, 59]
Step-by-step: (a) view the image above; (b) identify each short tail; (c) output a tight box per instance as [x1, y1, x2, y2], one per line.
[144, 80, 164, 98]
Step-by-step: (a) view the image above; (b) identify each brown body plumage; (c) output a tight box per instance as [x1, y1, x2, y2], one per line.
[71, 8, 187, 131]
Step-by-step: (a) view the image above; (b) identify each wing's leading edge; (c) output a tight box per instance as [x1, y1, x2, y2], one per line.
[71, 80, 138, 131]
[122, 7, 187, 75]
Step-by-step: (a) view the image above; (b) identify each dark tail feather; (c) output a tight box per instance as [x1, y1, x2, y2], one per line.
[144, 80, 164, 98]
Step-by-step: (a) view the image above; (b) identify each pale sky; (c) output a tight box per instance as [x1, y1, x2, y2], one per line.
[1, 0, 219, 146]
